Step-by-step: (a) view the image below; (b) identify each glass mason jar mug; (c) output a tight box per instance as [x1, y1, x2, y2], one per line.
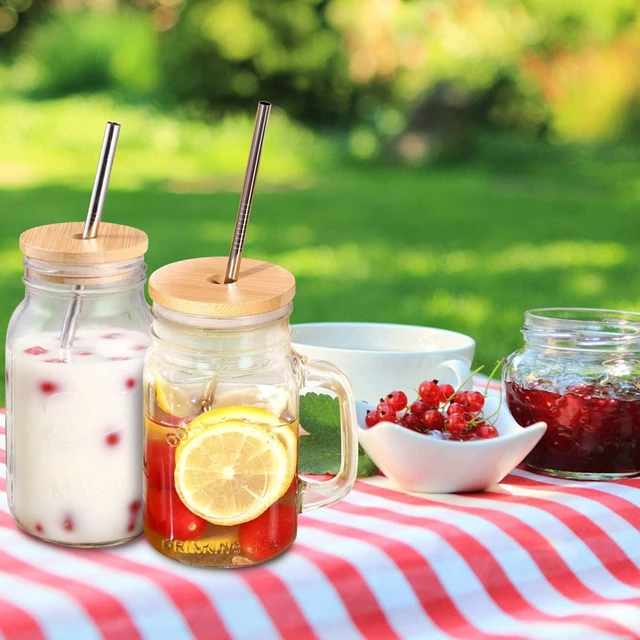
[144, 257, 358, 567]
[504, 308, 640, 480]
[6, 223, 151, 546]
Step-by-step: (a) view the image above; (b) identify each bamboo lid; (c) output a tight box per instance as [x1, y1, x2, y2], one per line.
[20, 222, 148, 265]
[149, 257, 296, 318]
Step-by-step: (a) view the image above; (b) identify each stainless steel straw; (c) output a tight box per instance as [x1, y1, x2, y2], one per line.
[224, 101, 271, 284]
[60, 121, 121, 348]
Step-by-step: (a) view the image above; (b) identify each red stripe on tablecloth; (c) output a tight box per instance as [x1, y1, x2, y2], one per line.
[334, 497, 633, 638]
[72, 547, 232, 640]
[0, 501, 232, 639]
[294, 542, 401, 639]
[304, 515, 506, 640]
[0, 597, 46, 640]
[356, 482, 640, 612]
[507, 474, 640, 527]
[469, 490, 640, 588]
[0, 544, 142, 640]
[240, 568, 318, 640]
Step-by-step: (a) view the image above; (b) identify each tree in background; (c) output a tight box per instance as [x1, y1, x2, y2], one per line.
[2, 0, 639, 149]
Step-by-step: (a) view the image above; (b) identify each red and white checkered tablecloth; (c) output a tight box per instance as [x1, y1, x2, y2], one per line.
[3, 380, 640, 640]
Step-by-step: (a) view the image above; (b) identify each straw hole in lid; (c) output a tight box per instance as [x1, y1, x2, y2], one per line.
[208, 274, 229, 285]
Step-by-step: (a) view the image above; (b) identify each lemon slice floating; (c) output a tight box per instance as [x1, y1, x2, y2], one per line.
[187, 405, 297, 462]
[155, 375, 198, 420]
[208, 384, 290, 417]
[174, 420, 294, 526]
[188, 405, 281, 431]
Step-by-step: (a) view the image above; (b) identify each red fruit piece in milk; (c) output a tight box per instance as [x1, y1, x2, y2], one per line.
[25, 346, 47, 355]
[103, 333, 121, 339]
[40, 381, 59, 395]
[105, 432, 121, 447]
[127, 500, 142, 533]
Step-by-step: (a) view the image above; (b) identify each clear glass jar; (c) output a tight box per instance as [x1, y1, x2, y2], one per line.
[143, 258, 358, 567]
[6, 250, 151, 546]
[504, 308, 640, 480]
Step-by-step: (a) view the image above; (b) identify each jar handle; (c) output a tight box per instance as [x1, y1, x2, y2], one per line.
[298, 358, 359, 513]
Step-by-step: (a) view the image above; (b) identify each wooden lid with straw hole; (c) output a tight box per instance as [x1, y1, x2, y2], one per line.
[20, 222, 148, 265]
[149, 257, 296, 318]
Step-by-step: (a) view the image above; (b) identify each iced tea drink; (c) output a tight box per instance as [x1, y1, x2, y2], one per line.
[144, 257, 358, 566]
[144, 380, 299, 565]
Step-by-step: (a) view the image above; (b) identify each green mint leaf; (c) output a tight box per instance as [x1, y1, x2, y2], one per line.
[357, 450, 379, 477]
[299, 392, 378, 477]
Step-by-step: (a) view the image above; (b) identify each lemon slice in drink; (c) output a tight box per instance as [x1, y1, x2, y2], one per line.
[187, 405, 297, 461]
[188, 405, 282, 432]
[155, 374, 198, 420]
[174, 420, 294, 526]
[207, 384, 290, 417]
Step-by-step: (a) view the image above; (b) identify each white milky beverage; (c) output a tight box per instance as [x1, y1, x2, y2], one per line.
[8, 328, 150, 545]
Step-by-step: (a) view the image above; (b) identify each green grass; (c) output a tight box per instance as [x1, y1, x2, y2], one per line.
[1, 98, 640, 406]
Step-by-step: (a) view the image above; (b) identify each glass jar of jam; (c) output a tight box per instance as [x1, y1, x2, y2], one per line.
[504, 308, 640, 480]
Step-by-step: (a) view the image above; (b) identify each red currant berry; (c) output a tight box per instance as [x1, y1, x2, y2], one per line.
[465, 391, 485, 413]
[384, 390, 408, 412]
[410, 399, 431, 417]
[402, 413, 422, 431]
[446, 413, 467, 434]
[376, 403, 397, 423]
[421, 409, 445, 431]
[456, 430, 480, 441]
[452, 391, 469, 405]
[418, 380, 440, 405]
[477, 423, 498, 439]
[438, 384, 455, 404]
[446, 403, 466, 416]
[365, 410, 380, 428]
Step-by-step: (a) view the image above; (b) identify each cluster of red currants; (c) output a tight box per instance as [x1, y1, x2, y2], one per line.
[365, 380, 499, 441]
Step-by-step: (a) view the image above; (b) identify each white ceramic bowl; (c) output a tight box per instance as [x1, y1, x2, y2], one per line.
[292, 322, 475, 405]
[357, 393, 546, 493]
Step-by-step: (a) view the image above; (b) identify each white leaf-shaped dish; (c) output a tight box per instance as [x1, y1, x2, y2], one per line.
[357, 393, 546, 493]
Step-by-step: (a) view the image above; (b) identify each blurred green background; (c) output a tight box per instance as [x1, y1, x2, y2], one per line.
[1, 0, 640, 403]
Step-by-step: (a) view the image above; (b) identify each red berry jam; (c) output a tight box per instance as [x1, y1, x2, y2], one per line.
[506, 381, 640, 477]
